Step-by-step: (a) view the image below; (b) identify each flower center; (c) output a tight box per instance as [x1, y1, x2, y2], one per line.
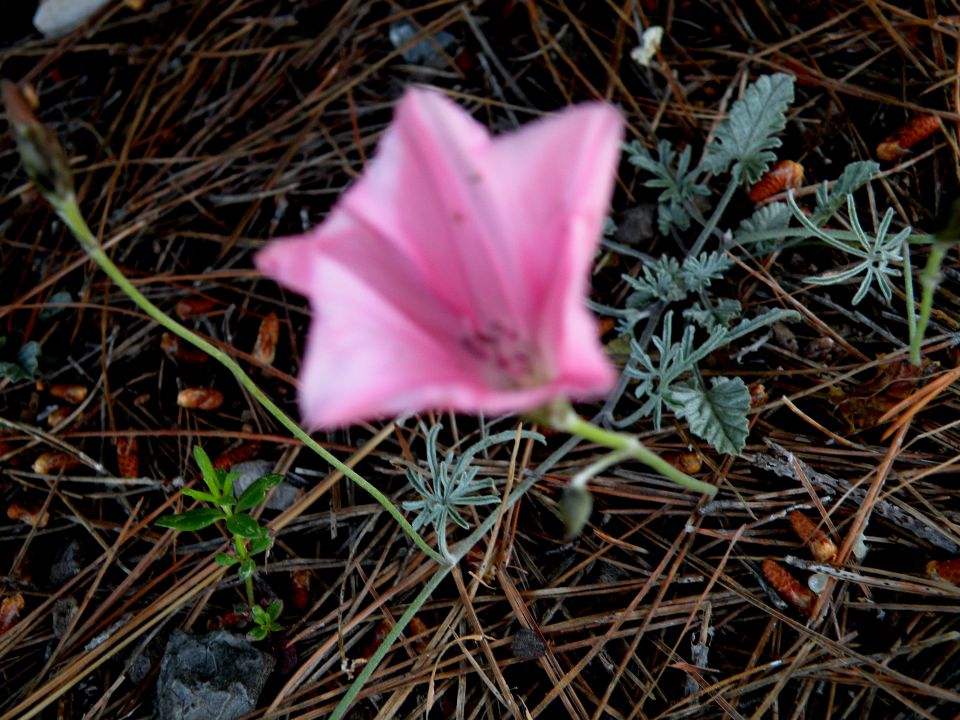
[458, 321, 544, 389]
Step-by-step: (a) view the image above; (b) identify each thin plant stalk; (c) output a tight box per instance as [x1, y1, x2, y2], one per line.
[911, 198, 960, 365]
[544, 401, 717, 497]
[55, 199, 445, 564]
[329, 464, 542, 720]
[1, 80, 441, 561]
[903, 240, 917, 362]
[689, 180, 738, 258]
[912, 242, 948, 366]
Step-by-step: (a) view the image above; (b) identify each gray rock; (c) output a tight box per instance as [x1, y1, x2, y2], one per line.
[34, 0, 111, 38]
[154, 630, 275, 720]
[230, 460, 298, 511]
[49, 540, 82, 588]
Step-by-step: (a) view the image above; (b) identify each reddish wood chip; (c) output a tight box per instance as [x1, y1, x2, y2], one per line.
[177, 388, 224, 411]
[789, 511, 838, 564]
[0, 594, 25, 635]
[212, 441, 261, 471]
[160, 332, 209, 364]
[762, 558, 815, 616]
[748, 160, 804, 202]
[32, 452, 81, 474]
[7, 504, 49, 528]
[254, 312, 280, 366]
[48, 384, 88, 404]
[877, 115, 940, 161]
[926, 558, 960, 585]
[175, 296, 217, 321]
[117, 437, 140, 479]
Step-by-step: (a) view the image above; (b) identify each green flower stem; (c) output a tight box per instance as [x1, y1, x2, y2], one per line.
[689, 179, 738, 258]
[912, 242, 949, 367]
[569, 448, 632, 491]
[543, 402, 717, 497]
[55, 198, 445, 565]
[218, 504, 255, 607]
[233, 537, 256, 607]
[903, 243, 917, 364]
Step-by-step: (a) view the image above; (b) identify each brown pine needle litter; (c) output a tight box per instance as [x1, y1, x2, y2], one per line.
[2, 2, 960, 719]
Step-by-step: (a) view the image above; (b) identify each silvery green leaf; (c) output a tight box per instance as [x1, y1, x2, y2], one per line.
[623, 255, 686, 306]
[793, 194, 908, 305]
[624, 251, 732, 308]
[671, 376, 751, 455]
[405, 425, 544, 554]
[681, 251, 734, 291]
[813, 161, 879, 224]
[603, 216, 617, 237]
[40, 291, 73, 320]
[734, 201, 791, 251]
[684, 300, 742, 331]
[16, 341, 40, 379]
[626, 308, 794, 433]
[702, 73, 795, 183]
[625, 139, 709, 234]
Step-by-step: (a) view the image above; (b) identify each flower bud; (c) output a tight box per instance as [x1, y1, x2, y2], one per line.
[2, 80, 75, 205]
[560, 485, 593, 540]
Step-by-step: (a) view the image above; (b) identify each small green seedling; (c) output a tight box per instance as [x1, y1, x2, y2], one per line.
[157, 445, 283, 638]
[249, 600, 283, 641]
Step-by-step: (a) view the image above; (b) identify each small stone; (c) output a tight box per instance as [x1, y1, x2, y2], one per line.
[49, 540, 82, 588]
[231, 460, 298, 511]
[52, 597, 78, 638]
[154, 630, 275, 720]
[510, 628, 547, 661]
[34, 0, 111, 38]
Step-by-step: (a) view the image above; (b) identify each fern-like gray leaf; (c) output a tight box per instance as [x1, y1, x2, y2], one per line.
[622, 255, 686, 306]
[624, 251, 734, 308]
[681, 251, 734, 291]
[813, 161, 879, 224]
[790, 193, 908, 305]
[702, 73, 795, 184]
[625, 139, 710, 234]
[733, 201, 791, 252]
[684, 300, 743, 331]
[404, 424, 544, 558]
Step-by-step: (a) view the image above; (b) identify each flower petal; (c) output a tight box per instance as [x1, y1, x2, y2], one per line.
[295, 256, 570, 427]
[486, 102, 624, 396]
[336, 87, 528, 333]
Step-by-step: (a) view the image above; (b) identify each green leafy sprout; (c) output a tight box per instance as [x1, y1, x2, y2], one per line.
[249, 600, 283, 641]
[156, 445, 283, 639]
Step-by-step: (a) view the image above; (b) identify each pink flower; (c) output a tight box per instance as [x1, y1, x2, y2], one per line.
[255, 87, 623, 428]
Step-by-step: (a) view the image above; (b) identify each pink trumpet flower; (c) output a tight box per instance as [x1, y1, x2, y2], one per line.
[255, 87, 623, 428]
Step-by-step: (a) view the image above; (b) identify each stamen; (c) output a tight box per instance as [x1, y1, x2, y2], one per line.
[459, 322, 539, 388]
